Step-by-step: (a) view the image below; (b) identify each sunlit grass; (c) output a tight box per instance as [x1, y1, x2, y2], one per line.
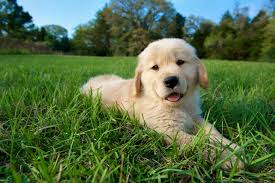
[0, 55, 274, 182]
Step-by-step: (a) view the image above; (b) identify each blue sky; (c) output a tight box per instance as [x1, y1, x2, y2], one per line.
[18, 0, 268, 37]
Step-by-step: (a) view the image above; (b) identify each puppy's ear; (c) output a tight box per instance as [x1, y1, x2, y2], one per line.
[198, 63, 208, 89]
[133, 68, 142, 97]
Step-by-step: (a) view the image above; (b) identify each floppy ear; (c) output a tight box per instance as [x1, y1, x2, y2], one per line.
[198, 63, 208, 89]
[133, 68, 142, 97]
[193, 56, 208, 89]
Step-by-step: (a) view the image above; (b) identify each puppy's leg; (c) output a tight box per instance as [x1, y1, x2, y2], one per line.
[202, 122, 244, 170]
[154, 126, 194, 145]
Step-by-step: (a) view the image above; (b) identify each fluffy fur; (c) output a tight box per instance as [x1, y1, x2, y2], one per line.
[81, 38, 244, 170]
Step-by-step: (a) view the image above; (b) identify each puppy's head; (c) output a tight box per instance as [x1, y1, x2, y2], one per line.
[133, 38, 208, 107]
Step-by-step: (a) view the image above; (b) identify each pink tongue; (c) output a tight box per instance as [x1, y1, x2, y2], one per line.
[166, 93, 181, 102]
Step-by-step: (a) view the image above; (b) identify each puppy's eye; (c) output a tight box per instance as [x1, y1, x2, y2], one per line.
[176, 59, 185, 66]
[151, 65, 159, 71]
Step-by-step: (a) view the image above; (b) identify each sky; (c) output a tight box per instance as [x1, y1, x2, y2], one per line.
[17, 0, 269, 37]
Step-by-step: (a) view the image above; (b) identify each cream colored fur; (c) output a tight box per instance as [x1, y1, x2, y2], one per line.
[81, 38, 244, 170]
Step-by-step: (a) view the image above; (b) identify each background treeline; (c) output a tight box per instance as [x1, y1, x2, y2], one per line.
[1, 0, 275, 62]
[0, 0, 70, 54]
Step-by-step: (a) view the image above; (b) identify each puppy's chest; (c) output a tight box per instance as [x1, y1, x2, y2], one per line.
[141, 107, 195, 134]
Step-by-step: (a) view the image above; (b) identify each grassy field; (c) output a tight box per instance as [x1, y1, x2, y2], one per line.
[0, 55, 274, 182]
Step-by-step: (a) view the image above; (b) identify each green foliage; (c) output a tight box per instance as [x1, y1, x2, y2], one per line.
[167, 13, 185, 38]
[0, 0, 33, 39]
[0, 1, 70, 53]
[72, 8, 113, 56]
[261, 18, 275, 62]
[0, 48, 30, 54]
[73, 8, 111, 56]
[190, 21, 214, 58]
[204, 11, 237, 59]
[246, 10, 269, 60]
[127, 28, 150, 56]
[43, 24, 68, 41]
[0, 55, 274, 182]
[0, 0, 275, 61]
[109, 0, 175, 32]
[72, 23, 95, 55]
[43, 24, 71, 52]
[0, 37, 51, 54]
[91, 9, 111, 56]
[72, 0, 181, 56]
[184, 15, 206, 39]
[204, 9, 274, 62]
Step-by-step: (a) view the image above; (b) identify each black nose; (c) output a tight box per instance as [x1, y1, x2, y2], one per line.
[164, 76, 179, 89]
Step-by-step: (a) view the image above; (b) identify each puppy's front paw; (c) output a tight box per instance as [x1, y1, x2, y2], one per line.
[220, 145, 245, 170]
[221, 154, 245, 170]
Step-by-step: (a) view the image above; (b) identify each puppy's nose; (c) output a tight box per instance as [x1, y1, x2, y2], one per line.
[164, 76, 179, 89]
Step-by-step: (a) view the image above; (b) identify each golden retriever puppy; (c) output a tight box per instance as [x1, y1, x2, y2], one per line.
[81, 38, 244, 170]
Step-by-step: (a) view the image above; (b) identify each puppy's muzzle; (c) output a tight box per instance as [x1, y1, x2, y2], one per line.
[164, 76, 179, 89]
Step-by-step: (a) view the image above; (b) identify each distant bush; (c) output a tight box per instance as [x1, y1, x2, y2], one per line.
[0, 48, 30, 55]
[0, 37, 52, 54]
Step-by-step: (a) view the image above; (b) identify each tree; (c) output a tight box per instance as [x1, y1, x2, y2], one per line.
[265, 0, 275, 16]
[109, 0, 175, 31]
[29, 27, 48, 42]
[220, 10, 234, 32]
[156, 15, 169, 37]
[72, 0, 188, 56]
[107, 0, 176, 55]
[204, 9, 253, 60]
[43, 24, 68, 41]
[91, 8, 111, 56]
[261, 18, 275, 62]
[167, 13, 185, 38]
[184, 15, 205, 41]
[37, 27, 47, 41]
[204, 11, 236, 59]
[72, 23, 95, 55]
[43, 25, 70, 52]
[0, 0, 34, 39]
[261, 1, 275, 62]
[248, 10, 269, 60]
[72, 7, 111, 56]
[234, 6, 250, 30]
[127, 28, 150, 55]
[191, 20, 214, 58]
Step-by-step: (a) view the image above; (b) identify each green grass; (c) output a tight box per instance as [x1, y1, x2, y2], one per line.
[0, 55, 274, 182]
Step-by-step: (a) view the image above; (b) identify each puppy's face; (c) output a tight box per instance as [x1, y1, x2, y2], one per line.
[133, 38, 208, 107]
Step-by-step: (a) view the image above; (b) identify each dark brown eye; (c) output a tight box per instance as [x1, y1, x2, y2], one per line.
[176, 59, 185, 66]
[151, 65, 159, 71]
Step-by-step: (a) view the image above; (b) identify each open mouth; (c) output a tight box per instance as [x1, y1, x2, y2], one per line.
[165, 92, 184, 102]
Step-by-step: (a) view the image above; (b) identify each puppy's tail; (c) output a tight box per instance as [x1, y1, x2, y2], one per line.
[80, 75, 122, 95]
[80, 80, 93, 95]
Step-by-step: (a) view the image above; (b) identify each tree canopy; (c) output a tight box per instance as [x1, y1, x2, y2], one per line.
[73, 0, 187, 56]
[0, 0, 274, 62]
[0, 0, 33, 39]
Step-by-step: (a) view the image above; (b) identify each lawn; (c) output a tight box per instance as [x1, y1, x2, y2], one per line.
[0, 55, 274, 182]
